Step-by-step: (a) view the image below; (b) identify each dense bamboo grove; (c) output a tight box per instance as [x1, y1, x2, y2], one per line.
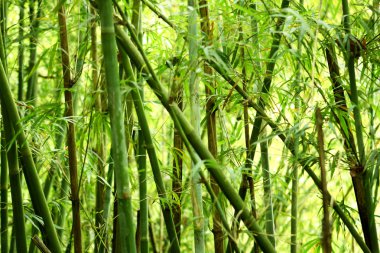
[0, 0, 379, 252]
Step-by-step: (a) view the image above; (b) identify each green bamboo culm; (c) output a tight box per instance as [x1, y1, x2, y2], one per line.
[0, 125, 8, 253]
[96, 1, 136, 252]
[341, 1, 379, 252]
[1, 109, 27, 253]
[260, 135, 276, 248]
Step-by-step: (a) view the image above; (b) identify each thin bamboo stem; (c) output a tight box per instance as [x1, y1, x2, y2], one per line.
[0, 125, 8, 253]
[261, 133, 276, 248]
[26, 0, 41, 104]
[57, 6, 82, 253]
[17, 0, 25, 101]
[316, 107, 332, 253]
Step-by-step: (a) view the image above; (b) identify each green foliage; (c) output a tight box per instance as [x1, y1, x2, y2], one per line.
[0, 0, 378, 252]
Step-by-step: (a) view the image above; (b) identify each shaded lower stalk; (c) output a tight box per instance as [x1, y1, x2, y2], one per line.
[2, 107, 27, 253]
[97, 1, 136, 252]
[0, 127, 8, 253]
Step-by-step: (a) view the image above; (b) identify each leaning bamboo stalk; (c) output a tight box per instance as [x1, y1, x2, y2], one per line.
[96, 1, 136, 252]
[116, 25, 276, 253]
[57, 6, 82, 253]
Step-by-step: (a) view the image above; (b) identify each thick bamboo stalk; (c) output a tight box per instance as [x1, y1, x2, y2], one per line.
[57, 6, 82, 253]
[96, 1, 136, 252]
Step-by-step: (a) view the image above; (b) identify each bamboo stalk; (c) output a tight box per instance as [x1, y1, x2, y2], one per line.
[340, 1, 379, 252]
[96, 1, 136, 252]
[261, 133, 276, 248]
[0, 125, 8, 253]
[57, 6, 82, 253]
[90, 6, 108, 253]
[17, 0, 25, 101]
[2, 108, 27, 253]
[315, 107, 332, 253]
[26, 0, 41, 104]
[32, 235, 52, 253]
[291, 5, 303, 249]
[188, 0, 205, 251]
[198, 1, 223, 252]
